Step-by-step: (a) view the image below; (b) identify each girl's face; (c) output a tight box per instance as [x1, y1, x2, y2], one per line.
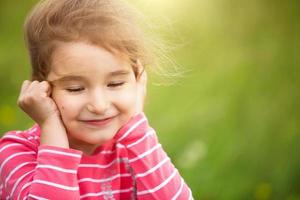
[47, 41, 141, 154]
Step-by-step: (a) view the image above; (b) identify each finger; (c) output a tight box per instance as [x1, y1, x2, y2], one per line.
[26, 80, 40, 93]
[27, 80, 48, 97]
[18, 80, 32, 107]
[40, 81, 52, 97]
[18, 80, 39, 104]
[19, 80, 32, 96]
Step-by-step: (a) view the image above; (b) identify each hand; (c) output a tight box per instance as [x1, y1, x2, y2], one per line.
[17, 80, 60, 125]
[18, 80, 69, 147]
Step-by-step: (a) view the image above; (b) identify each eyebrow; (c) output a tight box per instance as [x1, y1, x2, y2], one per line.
[108, 70, 131, 76]
[48, 70, 131, 84]
[49, 75, 84, 85]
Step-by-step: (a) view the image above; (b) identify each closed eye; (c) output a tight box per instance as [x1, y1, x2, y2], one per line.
[66, 87, 84, 92]
[107, 82, 125, 88]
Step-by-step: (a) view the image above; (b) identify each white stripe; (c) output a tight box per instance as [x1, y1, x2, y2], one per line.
[117, 117, 147, 142]
[28, 194, 49, 200]
[2, 135, 31, 143]
[171, 178, 184, 200]
[36, 165, 77, 174]
[79, 157, 129, 169]
[136, 157, 170, 178]
[78, 173, 131, 183]
[12, 170, 34, 198]
[99, 150, 115, 154]
[80, 187, 133, 199]
[129, 144, 161, 163]
[32, 180, 79, 191]
[28, 127, 38, 134]
[14, 131, 22, 134]
[5, 161, 37, 187]
[18, 181, 32, 200]
[126, 129, 155, 148]
[27, 136, 38, 141]
[0, 184, 3, 192]
[116, 143, 125, 148]
[137, 169, 178, 195]
[39, 149, 81, 158]
[188, 187, 194, 200]
[0, 143, 22, 153]
[0, 151, 35, 172]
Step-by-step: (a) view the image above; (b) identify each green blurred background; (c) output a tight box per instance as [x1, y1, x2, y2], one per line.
[1, 0, 300, 199]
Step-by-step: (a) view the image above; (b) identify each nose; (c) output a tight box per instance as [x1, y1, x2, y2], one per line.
[86, 89, 109, 114]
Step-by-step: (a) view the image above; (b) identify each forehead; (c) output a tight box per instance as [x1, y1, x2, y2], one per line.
[48, 41, 132, 80]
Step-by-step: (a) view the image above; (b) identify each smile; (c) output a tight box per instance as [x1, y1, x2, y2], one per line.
[80, 116, 116, 127]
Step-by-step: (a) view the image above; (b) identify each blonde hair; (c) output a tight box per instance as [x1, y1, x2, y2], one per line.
[24, 0, 153, 81]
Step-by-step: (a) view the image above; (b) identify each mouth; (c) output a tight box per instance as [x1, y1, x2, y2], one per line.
[80, 116, 116, 126]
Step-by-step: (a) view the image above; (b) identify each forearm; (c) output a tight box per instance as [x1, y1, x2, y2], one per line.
[0, 133, 82, 199]
[40, 115, 69, 148]
[28, 145, 82, 199]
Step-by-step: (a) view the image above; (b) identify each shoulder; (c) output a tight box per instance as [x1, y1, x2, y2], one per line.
[0, 124, 40, 153]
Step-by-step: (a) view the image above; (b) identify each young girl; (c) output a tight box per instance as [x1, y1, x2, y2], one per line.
[0, 0, 193, 199]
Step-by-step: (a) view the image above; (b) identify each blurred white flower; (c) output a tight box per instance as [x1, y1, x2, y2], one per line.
[177, 140, 207, 169]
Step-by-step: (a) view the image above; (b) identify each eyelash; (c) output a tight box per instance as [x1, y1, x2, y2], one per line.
[107, 82, 125, 88]
[65, 82, 125, 92]
[66, 87, 84, 93]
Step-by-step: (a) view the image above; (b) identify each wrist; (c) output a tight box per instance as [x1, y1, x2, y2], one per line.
[40, 114, 69, 148]
[40, 112, 61, 127]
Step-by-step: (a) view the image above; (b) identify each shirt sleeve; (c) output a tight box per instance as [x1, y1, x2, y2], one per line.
[117, 114, 193, 200]
[0, 129, 82, 200]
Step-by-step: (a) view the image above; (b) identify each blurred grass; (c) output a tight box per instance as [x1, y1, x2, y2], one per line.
[1, 0, 300, 199]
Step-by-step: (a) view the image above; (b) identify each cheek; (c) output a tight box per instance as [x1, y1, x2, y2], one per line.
[114, 87, 137, 113]
[53, 93, 83, 119]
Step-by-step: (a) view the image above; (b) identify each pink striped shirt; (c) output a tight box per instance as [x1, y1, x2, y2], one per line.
[0, 113, 193, 199]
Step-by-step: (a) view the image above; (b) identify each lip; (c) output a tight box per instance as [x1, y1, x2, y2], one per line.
[80, 116, 116, 127]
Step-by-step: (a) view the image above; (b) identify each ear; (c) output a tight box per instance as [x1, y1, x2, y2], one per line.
[136, 59, 147, 89]
[135, 60, 147, 113]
